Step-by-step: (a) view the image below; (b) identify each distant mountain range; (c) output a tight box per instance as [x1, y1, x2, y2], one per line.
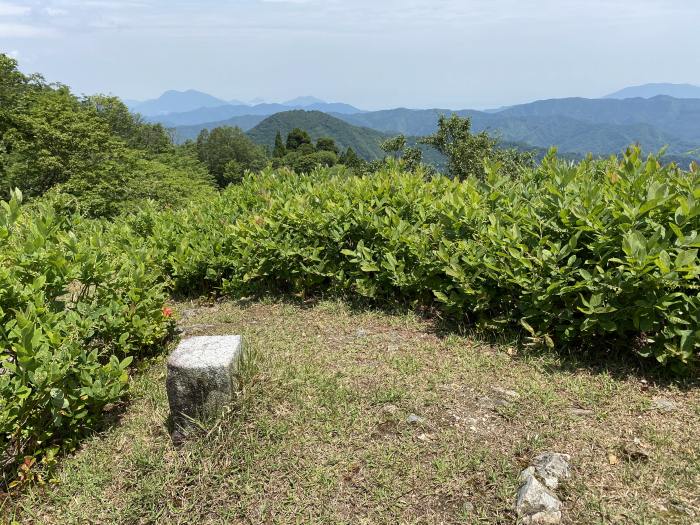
[605, 83, 700, 100]
[127, 90, 230, 116]
[130, 85, 700, 165]
[126, 90, 363, 120]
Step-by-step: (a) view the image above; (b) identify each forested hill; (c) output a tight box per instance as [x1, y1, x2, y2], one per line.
[334, 98, 700, 161]
[246, 111, 388, 160]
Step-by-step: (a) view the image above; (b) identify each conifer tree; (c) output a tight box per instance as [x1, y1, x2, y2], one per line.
[273, 131, 286, 158]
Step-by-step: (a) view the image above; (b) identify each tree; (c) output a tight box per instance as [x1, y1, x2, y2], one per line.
[289, 151, 337, 173]
[83, 95, 172, 154]
[380, 135, 407, 158]
[0, 54, 216, 215]
[339, 147, 363, 169]
[195, 126, 268, 186]
[316, 137, 338, 155]
[420, 115, 533, 180]
[402, 146, 423, 171]
[285, 128, 311, 151]
[272, 131, 286, 158]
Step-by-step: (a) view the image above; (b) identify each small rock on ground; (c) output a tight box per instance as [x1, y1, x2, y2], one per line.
[515, 470, 562, 524]
[651, 396, 678, 413]
[491, 386, 520, 399]
[531, 452, 571, 490]
[406, 414, 425, 425]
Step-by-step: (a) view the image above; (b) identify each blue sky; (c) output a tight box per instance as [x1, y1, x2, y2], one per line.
[1, 0, 699, 109]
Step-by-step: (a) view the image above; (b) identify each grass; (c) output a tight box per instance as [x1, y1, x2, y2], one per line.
[2, 298, 699, 524]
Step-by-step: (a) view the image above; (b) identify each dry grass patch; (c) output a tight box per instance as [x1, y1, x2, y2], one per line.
[3, 299, 699, 524]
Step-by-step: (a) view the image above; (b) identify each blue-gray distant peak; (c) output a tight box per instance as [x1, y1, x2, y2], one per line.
[131, 90, 230, 116]
[605, 83, 700, 100]
[283, 96, 326, 107]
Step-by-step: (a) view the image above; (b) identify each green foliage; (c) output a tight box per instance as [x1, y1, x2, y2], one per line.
[339, 147, 362, 169]
[271, 129, 342, 173]
[137, 149, 699, 372]
[195, 126, 267, 187]
[380, 135, 407, 157]
[247, 110, 387, 160]
[272, 131, 286, 158]
[0, 191, 172, 483]
[380, 134, 424, 171]
[0, 54, 216, 217]
[285, 128, 312, 151]
[316, 137, 339, 155]
[83, 95, 172, 154]
[420, 115, 534, 180]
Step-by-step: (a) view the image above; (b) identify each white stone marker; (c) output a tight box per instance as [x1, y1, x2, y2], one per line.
[166, 335, 243, 439]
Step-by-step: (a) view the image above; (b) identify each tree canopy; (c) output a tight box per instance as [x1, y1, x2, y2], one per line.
[0, 54, 215, 216]
[195, 126, 268, 186]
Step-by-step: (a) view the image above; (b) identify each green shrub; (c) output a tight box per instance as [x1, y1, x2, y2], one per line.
[0, 191, 171, 484]
[138, 149, 698, 371]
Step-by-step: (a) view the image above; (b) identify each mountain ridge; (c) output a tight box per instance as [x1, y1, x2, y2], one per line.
[605, 83, 700, 100]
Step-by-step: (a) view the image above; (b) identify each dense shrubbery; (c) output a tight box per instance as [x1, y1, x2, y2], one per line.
[119, 148, 698, 371]
[0, 191, 172, 484]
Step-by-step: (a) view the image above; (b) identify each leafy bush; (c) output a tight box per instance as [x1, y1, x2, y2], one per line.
[0, 191, 171, 484]
[136, 149, 698, 371]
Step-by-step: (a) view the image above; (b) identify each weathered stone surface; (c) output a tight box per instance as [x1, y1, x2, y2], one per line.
[491, 386, 520, 400]
[515, 469, 562, 524]
[651, 396, 678, 413]
[531, 452, 571, 490]
[406, 414, 425, 425]
[166, 335, 243, 437]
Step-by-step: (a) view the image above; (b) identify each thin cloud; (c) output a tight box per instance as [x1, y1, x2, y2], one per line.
[0, 22, 56, 37]
[0, 2, 31, 16]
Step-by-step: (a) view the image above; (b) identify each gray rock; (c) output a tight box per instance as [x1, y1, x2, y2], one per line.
[478, 396, 511, 410]
[166, 335, 243, 439]
[651, 396, 678, 413]
[406, 414, 425, 425]
[515, 469, 562, 524]
[491, 386, 520, 400]
[531, 452, 571, 490]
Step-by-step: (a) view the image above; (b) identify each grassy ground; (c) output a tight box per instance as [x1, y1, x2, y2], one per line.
[2, 298, 699, 524]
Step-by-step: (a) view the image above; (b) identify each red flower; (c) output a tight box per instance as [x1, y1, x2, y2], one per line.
[162, 306, 173, 318]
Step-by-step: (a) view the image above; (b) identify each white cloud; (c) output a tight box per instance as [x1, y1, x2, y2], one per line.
[0, 2, 31, 16]
[0, 22, 56, 37]
[43, 7, 68, 16]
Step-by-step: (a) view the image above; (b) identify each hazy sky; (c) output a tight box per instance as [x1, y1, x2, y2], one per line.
[2, 0, 699, 109]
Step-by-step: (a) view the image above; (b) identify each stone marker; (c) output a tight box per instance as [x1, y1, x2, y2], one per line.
[515, 452, 571, 524]
[166, 335, 243, 440]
